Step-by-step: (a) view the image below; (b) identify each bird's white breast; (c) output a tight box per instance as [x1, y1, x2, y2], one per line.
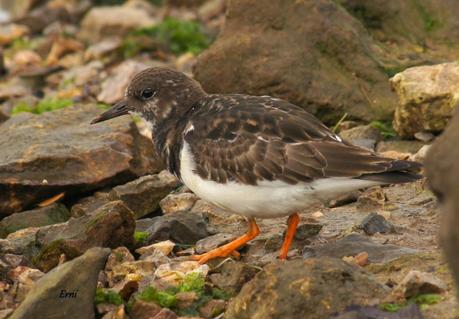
[180, 142, 381, 218]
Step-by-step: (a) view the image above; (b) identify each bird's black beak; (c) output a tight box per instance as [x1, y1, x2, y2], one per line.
[91, 98, 129, 124]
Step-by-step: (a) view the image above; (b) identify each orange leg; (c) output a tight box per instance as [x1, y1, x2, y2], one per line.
[279, 213, 300, 260]
[191, 218, 260, 264]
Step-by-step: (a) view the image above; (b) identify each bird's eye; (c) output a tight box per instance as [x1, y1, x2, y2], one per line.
[141, 88, 154, 100]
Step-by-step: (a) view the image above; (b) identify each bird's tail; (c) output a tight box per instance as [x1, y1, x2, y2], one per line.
[357, 160, 423, 184]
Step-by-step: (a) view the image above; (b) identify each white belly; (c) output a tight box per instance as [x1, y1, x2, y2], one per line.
[180, 142, 382, 218]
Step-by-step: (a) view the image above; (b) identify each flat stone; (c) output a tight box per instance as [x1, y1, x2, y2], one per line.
[70, 191, 111, 218]
[0, 104, 161, 216]
[128, 299, 162, 319]
[209, 260, 259, 295]
[339, 125, 382, 150]
[199, 299, 226, 318]
[0, 203, 70, 238]
[159, 192, 199, 214]
[109, 171, 179, 219]
[195, 233, 237, 254]
[78, 5, 156, 42]
[97, 60, 150, 104]
[10, 247, 110, 319]
[225, 258, 387, 319]
[138, 211, 210, 245]
[307, 234, 418, 264]
[32, 201, 135, 272]
[359, 212, 396, 235]
[392, 270, 447, 300]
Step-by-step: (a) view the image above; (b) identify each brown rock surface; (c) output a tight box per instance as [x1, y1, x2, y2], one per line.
[391, 63, 459, 137]
[0, 104, 161, 216]
[225, 258, 387, 319]
[194, 0, 459, 123]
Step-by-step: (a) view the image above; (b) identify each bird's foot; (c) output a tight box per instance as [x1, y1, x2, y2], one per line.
[190, 219, 260, 264]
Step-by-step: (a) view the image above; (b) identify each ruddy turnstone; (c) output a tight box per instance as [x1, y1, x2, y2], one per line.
[92, 67, 422, 264]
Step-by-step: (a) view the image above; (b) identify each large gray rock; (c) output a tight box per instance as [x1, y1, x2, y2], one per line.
[425, 104, 459, 297]
[0, 203, 70, 238]
[194, 0, 459, 123]
[225, 258, 387, 319]
[31, 201, 135, 272]
[391, 62, 459, 137]
[10, 247, 110, 319]
[0, 104, 161, 216]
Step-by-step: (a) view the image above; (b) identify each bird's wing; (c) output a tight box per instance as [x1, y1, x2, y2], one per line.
[183, 95, 416, 185]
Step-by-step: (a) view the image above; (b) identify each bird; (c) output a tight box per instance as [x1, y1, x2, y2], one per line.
[91, 67, 422, 264]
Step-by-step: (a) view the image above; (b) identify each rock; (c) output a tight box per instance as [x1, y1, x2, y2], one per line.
[159, 193, 199, 215]
[128, 299, 162, 319]
[391, 270, 447, 300]
[151, 308, 177, 319]
[225, 258, 387, 319]
[0, 0, 36, 20]
[100, 305, 129, 319]
[0, 227, 41, 255]
[0, 254, 28, 280]
[97, 60, 151, 104]
[79, 5, 156, 42]
[32, 201, 135, 272]
[109, 260, 155, 287]
[154, 261, 209, 287]
[10, 247, 110, 319]
[391, 63, 459, 137]
[425, 106, 459, 296]
[138, 211, 210, 245]
[359, 212, 396, 235]
[70, 191, 111, 218]
[376, 140, 426, 155]
[0, 24, 29, 46]
[307, 234, 418, 264]
[7, 266, 44, 303]
[195, 233, 237, 254]
[194, 0, 401, 123]
[293, 223, 323, 241]
[105, 247, 135, 272]
[0, 203, 70, 238]
[136, 240, 175, 257]
[199, 299, 226, 318]
[414, 131, 435, 143]
[410, 144, 431, 163]
[357, 187, 386, 210]
[109, 171, 179, 219]
[84, 37, 122, 62]
[209, 260, 259, 295]
[339, 125, 382, 151]
[332, 304, 423, 319]
[0, 104, 161, 216]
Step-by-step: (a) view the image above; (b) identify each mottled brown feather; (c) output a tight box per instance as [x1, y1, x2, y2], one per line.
[183, 94, 420, 185]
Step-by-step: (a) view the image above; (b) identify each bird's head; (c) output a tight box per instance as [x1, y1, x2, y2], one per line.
[91, 67, 205, 128]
